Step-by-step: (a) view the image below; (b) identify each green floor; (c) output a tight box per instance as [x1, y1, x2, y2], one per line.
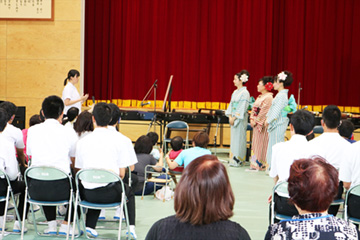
[2, 151, 274, 240]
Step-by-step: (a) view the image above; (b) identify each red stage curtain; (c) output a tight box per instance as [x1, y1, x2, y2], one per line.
[84, 0, 360, 107]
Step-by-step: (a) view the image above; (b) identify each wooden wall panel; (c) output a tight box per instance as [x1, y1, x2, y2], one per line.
[0, 23, 6, 59]
[0, 60, 6, 98]
[55, 1, 82, 21]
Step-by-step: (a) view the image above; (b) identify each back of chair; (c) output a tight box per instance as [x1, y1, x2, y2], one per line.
[271, 181, 289, 224]
[163, 120, 189, 152]
[166, 121, 188, 129]
[24, 166, 71, 188]
[75, 169, 124, 190]
[0, 169, 11, 192]
[344, 184, 360, 221]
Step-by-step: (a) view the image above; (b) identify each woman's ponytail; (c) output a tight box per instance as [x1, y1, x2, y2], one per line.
[64, 78, 68, 86]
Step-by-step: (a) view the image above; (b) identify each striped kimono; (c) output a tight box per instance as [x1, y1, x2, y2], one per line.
[266, 89, 289, 168]
[225, 87, 250, 160]
[250, 92, 273, 165]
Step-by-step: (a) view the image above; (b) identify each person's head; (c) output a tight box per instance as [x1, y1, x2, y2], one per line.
[108, 103, 121, 126]
[174, 155, 234, 225]
[146, 132, 159, 146]
[170, 136, 184, 151]
[0, 108, 8, 132]
[322, 105, 341, 129]
[234, 69, 249, 87]
[63, 107, 79, 125]
[92, 103, 112, 127]
[288, 157, 338, 213]
[193, 131, 209, 148]
[274, 71, 293, 90]
[338, 120, 355, 140]
[257, 76, 274, 93]
[29, 114, 42, 127]
[134, 135, 153, 154]
[42, 95, 64, 120]
[0, 101, 17, 122]
[73, 111, 94, 136]
[64, 69, 80, 86]
[290, 110, 315, 137]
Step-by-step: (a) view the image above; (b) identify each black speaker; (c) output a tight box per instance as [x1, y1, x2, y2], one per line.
[13, 107, 26, 130]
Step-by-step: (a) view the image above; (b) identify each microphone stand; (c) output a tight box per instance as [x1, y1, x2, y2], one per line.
[297, 82, 302, 110]
[146, 80, 162, 135]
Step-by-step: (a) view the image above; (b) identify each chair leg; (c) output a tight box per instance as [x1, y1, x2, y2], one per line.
[141, 180, 147, 200]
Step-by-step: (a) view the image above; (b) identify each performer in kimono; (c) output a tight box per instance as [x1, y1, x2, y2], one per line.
[265, 71, 294, 169]
[225, 70, 250, 167]
[249, 76, 274, 170]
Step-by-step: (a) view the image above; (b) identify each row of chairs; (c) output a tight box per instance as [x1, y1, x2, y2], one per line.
[0, 167, 130, 240]
[271, 181, 360, 225]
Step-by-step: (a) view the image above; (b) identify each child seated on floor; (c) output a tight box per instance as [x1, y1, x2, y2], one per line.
[147, 132, 160, 160]
[167, 136, 184, 174]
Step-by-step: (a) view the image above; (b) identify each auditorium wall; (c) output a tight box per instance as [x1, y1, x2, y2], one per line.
[0, 0, 82, 128]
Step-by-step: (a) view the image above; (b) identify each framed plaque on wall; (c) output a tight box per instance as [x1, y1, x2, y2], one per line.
[0, 0, 54, 21]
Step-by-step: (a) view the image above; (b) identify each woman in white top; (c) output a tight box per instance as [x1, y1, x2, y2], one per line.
[62, 69, 89, 115]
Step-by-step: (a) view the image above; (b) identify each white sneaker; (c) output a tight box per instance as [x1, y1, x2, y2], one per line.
[43, 220, 57, 235]
[113, 207, 121, 220]
[31, 204, 41, 213]
[13, 220, 27, 233]
[7, 202, 14, 210]
[86, 227, 98, 238]
[57, 205, 67, 216]
[59, 223, 80, 236]
[126, 225, 137, 239]
[0, 216, 6, 231]
[98, 209, 106, 220]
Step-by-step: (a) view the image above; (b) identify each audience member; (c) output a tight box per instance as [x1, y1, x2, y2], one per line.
[26, 95, 78, 235]
[309, 105, 350, 216]
[166, 131, 211, 170]
[166, 136, 184, 173]
[0, 101, 26, 169]
[22, 114, 43, 163]
[73, 110, 93, 139]
[265, 157, 359, 239]
[146, 155, 250, 240]
[133, 135, 165, 195]
[62, 107, 79, 128]
[0, 108, 29, 232]
[75, 103, 137, 238]
[269, 110, 315, 221]
[339, 119, 356, 143]
[147, 132, 160, 160]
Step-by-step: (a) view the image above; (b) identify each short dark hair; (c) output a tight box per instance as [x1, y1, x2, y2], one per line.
[64, 69, 80, 86]
[277, 70, 293, 87]
[73, 111, 94, 136]
[146, 132, 159, 146]
[108, 103, 121, 125]
[290, 110, 315, 136]
[42, 95, 64, 119]
[29, 114, 42, 127]
[193, 131, 209, 148]
[174, 155, 234, 225]
[288, 157, 338, 212]
[259, 76, 274, 85]
[92, 103, 111, 127]
[134, 135, 153, 154]
[235, 70, 249, 85]
[322, 105, 341, 129]
[170, 136, 183, 151]
[338, 120, 355, 139]
[0, 108, 8, 132]
[0, 101, 17, 122]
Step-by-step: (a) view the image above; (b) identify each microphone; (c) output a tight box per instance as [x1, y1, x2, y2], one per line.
[92, 96, 95, 104]
[141, 101, 151, 107]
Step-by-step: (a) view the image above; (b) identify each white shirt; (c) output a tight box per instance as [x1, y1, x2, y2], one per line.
[108, 126, 138, 166]
[2, 123, 25, 149]
[339, 141, 360, 188]
[309, 132, 350, 170]
[27, 119, 78, 174]
[0, 133, 19, 180]
[150, 148, 160, 160]
[270, 134, 312, 182]
[75, 127, 138, 188]
[62, 82, 81, 114]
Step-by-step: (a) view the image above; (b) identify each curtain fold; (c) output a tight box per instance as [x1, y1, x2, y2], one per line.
[84, 0, 360, 107]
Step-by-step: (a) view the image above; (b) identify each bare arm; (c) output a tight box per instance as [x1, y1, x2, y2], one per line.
[129, 164, 135, 171]
[119, 168, 126, 179]
[343, 182, 351, 190]
[16, 148, 26, 167]
[166, 155, 179, 170]
[273, 176, 279, 185]
[153, 150, 164, 172]
[64, 94, 89, 106]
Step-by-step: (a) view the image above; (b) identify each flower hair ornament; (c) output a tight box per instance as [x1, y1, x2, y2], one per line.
[240, 74, 249, 83]
[278, 71, 287, 82]
[265, 82, 273, 91]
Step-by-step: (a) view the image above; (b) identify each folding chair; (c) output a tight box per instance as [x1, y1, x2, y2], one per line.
[167, 167, 184, 185]
[72, 169, 130, 240]
[0, 169, 22, 238]
[163, 121, 189, 153]
[344, 184, 360, 224]
[22, 166, 76, 240]
[270, 181, 293, 224]
[141, 165, 172, 202]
